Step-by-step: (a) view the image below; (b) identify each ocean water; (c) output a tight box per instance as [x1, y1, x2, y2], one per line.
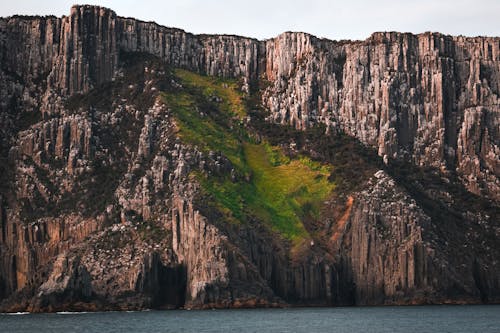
[1, 305, 499, 333]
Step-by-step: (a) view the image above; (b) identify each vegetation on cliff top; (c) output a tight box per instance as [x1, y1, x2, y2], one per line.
[162, 69, 334, 242]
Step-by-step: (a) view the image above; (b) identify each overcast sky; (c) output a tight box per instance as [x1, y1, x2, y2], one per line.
[1, 0, 499, 41]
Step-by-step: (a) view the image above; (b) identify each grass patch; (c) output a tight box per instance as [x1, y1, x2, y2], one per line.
[243, 143, 333, 240]
[197, 143, 334, 242]
[175, 69, 246, 119]
[162, 70, 335, 243]
[161, 90, 249, 173]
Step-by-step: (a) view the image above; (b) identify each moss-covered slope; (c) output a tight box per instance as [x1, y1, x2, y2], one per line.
[162, 69, 334, 242]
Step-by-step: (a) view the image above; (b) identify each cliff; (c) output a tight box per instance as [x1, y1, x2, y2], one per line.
[0, 5, 498, 311]
[263, 31, 500, 201]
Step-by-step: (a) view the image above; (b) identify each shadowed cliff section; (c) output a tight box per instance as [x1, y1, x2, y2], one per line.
[0, 5, 499, 311]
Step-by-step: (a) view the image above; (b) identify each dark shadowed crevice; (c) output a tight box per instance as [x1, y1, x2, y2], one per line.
[472, 260, 489, 303]
[141, 254, 187, 309]
[154, 264, 187, 309]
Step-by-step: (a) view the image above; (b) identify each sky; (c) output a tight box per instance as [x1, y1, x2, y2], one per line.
[1, 0, 499, 41]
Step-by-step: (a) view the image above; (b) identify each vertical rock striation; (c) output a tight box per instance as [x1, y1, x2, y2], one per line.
[49, 5, 118, 95]
[0, 5, 499, 310]
[118, 18, 261, 86]
[261, 32, 500, 201]
[171, 197, 231, 305]
[1, 7, 497, 201]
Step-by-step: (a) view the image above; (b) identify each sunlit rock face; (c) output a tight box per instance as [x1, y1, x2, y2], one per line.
[0, 5, 498, 312]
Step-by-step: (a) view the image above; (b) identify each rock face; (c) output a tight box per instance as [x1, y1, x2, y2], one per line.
[1, 7, 497, 202]
[262, 32, 500, 201]
[335, 171, 433, 304]
[0, 5, 499, 311]
[335, 170, 491, 305]
[118, 19, 261, 86]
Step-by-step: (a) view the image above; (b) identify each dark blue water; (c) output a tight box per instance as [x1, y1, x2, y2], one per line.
[1, 305, 499, 333]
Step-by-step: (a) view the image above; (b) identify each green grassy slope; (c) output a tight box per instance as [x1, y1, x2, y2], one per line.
[162, 69, 334, 243]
